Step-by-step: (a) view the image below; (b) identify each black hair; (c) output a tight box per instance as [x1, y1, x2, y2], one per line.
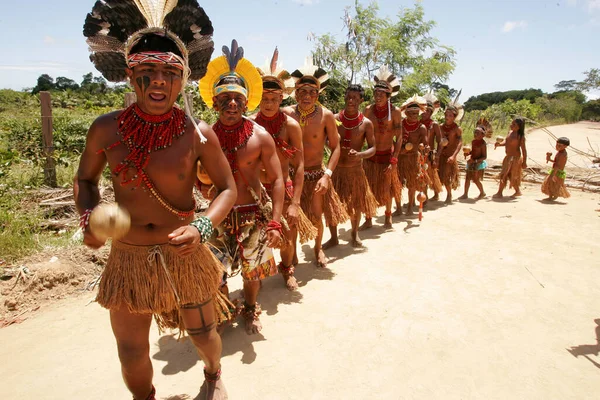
[129, 33, 183, 58]
[346, 84, 365, 98]
[513, 117, 525, 138]
[217, 75, 246, 88]
[374, 82, 391, 97]
[263, 81, 283, 90]
[557, 136, 570, 146]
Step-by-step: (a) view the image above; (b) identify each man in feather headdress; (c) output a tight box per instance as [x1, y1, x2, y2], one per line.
[438, 95, 464, 203]
[283, 60, 349, 268]
[394, 95, 429, 215]
[251, 48, 316, 291]
[199, 40, 284, 335]
[327, 84, 377, 247]
[362, 66, 403, 227]
[77, 1, 235, 399]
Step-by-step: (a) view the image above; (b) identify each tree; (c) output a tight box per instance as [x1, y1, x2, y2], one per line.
[310, 1, 456, 106]
[31, 74, 55, 94]
[554, 80, 578, 92]
[55, 77, 80, 91]
[579, 68, 600, 91]
[81, 72, 93, 87]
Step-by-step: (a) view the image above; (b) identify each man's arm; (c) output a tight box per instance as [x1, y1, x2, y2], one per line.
[358, 119, 376, 159]
[287, 118, 305, 221]
[260, 132, 284, 223]
[520, 137, 528, 168]
[324, 110, 341, 171]
[76, 115, 110, 248]
[197, 122, 237, 227]
[449, 128, 463, 161]
[391, 110, 403, 158]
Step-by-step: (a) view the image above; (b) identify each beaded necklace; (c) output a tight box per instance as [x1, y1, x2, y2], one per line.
[255, 111, 299, 159]
[421, 118, 433, 130]
[99, 104, 194, 219]
[441, 122, 457, 135]
[339, 110, 365, 149]
[213, 118, 254, 174]
[295, 104, 319, 127]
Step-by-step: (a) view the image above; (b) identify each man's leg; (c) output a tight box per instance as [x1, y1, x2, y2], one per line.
[180, 299, 227, 400]
[384, 197, 393, 228]
[311, 192, 328, 267]
[474, 175, 486, 198]
[279, 225, 299, 290]
[350, 213, 363, 247]
[110, 308, 154, 400]
[494, 179, 506, 198]
[407, 188, 416, 215]
[323, 225, 338, 249]
[242, 280, 262, 334]
[444, 183, 453, 203]
[459, 174, 470, 199]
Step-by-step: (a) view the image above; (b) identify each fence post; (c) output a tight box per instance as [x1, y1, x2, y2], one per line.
[40, 91, 57, 187]
[124, 92, 137, 107]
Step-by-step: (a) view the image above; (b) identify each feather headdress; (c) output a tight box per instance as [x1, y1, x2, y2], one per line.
[374, 65, 400, 97]
[199, 40, 263, 111]
[400, 94, 427, 117]
[257, 48, 295, 99]
[446, 89, 464, 122]
[290, 57, 329, 93]
[423, 89, 441, 116]
[83, 0, 214, 84]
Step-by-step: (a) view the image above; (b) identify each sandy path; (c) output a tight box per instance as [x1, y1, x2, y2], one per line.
[1, 125, 599, 400]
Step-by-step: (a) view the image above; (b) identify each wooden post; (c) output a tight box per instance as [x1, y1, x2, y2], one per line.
[40, 91, 57, 187]
[124, 92, 137, 107]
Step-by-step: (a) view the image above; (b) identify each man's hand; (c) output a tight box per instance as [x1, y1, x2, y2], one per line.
[552, 175, 558, 183]
[266, 229, 282, 248]
[286, 203, 300, 226]
[168, 225, 200, 256]
[83, 229, 106, 250]
[447, 156, 456, 164]
[522, 160, 527, 168]
[314, 175, 331, 194]
[348, 149, 360, 158]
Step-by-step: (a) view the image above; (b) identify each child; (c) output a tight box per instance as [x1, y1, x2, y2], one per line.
[542, 136, 571, 200]
[458, 125, 487, 200]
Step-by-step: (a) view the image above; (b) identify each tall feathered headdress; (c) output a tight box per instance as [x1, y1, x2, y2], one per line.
[257, 48, 295, 99]
[400, 94, 427, 118]
[423, 89, 441, 116]
[290, 57, 329, 94]
[374, 65, 400, 97]
[83, 0, 214, 85]
[446, 89, 464, 122]
[199, 40, 263, 111]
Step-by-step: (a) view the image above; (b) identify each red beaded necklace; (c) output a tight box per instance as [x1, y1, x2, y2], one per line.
[98, 104, 193, 219]
[402, 119, 421, 134]
[339, 110, 364, 148]
[421, 118, 433, 130]
[255, 111, 299, 159]
[213, 118, 254, 174]
[441, 122, 457, 134]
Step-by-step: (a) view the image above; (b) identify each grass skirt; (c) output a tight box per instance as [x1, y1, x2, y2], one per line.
[363, 156, 402, 206]
[499, 155, 522, 189]
[97, 241, 232, 333]
[438, 154, 460, 190]
[331, 163, 378, 218]
[541, 174, 570, 198]
[301, 165, 350, 227]
[426, 158, 443, 193]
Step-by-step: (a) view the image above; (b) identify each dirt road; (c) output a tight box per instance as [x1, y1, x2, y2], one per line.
[1, 123, 599, 400]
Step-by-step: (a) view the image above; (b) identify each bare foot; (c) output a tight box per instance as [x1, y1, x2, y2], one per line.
[492, 193, 503, 199]
[322, 238, 339, 250]
[292, 253, 298, 266]
[458, 194, 468, 200]
[315, 249, 328, 268]
[350, 233, 363, 247]
[512, 191, 523, 197]
[278, 264, 298, 291]
[242, 303, 262, 335]
[431, 194, 439, 201]
[383, 216, 393, 229]
[199, 372, 228, 400]
[477, 192, 487, 199]
[406, 207, 414, 216]
[444, 195, 452, 204]
[359, 219, 373, 231]
[392, 208, 403, 216]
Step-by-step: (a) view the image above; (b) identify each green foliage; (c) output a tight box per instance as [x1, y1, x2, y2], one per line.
[581, 99, 600, 121]
[579, 68, 600, 91]
[311, 1, 456, 110]
[464, 89, 544, 111]
[535, 94, 582, 123]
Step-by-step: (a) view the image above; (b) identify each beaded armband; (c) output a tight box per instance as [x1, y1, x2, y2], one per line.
[190, 216, 213, 243]
[79, 209, 93, 229]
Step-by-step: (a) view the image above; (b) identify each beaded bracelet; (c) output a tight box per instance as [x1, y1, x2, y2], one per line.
[389, 157, 398, 165]
[266, 220, 283, 235]
[79, 209, 93, 229]
[189, 216, 213, 243]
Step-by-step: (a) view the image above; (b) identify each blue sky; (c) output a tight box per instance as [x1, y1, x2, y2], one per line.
[1, 0, 599, 100]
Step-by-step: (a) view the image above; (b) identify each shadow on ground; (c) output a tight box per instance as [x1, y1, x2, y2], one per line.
[566, 318, 600, 370]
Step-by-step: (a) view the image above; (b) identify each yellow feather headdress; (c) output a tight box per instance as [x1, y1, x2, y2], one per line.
[257, 47, 295, 99]
[199, 40, 263, 111]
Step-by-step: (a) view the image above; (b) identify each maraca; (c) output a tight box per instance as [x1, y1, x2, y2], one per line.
[89, 203, 131, 241]
[197, 161, 213, 185]
[440, 137, 449, 147]
[405, 142, 414, 151]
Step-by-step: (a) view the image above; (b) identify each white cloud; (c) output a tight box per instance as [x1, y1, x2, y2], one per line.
[0, 62, 69, 73]
[502, 20, 528, 33]
[293, 0, 319, 6]
[587, 0, 600, 11]
[43, 36, 55, 44]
